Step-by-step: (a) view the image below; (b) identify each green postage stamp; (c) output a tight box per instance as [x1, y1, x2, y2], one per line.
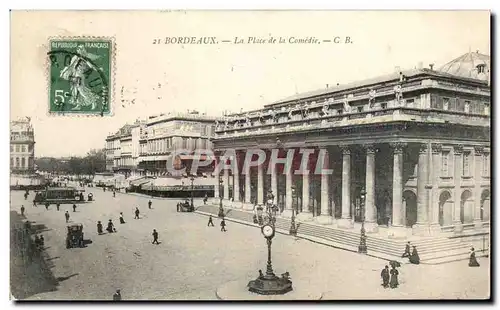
[47, 37, 114, 116]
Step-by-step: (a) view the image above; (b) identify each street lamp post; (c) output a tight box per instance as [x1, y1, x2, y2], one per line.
[218, 178, 224, 218]
[247, 190, 292, 295]
[358, 188, 368, 254]
[190, 176, 195, 208]
[289, 186, 298, 236]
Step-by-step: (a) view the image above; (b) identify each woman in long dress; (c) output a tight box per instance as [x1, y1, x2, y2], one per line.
[389, 266, 399, 289]
[409, 246, 420, 264]
[469, 247, 480, 267]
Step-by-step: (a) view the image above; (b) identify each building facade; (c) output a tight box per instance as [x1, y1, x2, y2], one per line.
[10, 117, 35, 174]
[105, 111, 220, 177]
[137, 111, 218, 176]
[212, 51, 491, 237]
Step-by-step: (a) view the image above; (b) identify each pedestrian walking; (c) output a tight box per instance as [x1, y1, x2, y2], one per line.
[152, 229, 159, 244]
[33, 199, 37, 207]
[220, 219, 227, 232]
[113, 191, 116, 198]
[401, 241, 411, 258]
[56, 203, 60, 211]
[45, 202, 49, 210]
[389, 265, 399, 288]
[381, 265, 390, 288]
[65, 211, 70, 223]
[113, 289, 121, 301]
[73, 204, 77, 212]
[469, 247, 480, 267]
[97, 221, 103, 234]
[207, 215, 214, 227]
[134, 207, 140, 219]
[409, 246, 420, 265]
[119, 212, 125, 224]
[20, 205, 25, 216]
[203, 194, 208, 205]
[148, 200, 152, 209]
[107, 219, 116, 233]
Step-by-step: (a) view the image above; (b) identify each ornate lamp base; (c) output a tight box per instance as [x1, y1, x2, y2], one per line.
[247, 274, 293, 295]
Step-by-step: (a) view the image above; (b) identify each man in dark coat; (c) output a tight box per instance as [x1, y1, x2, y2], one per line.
[152, 229, 159, 244]
[119, 212, 125, 224]
[20, 205, 25, 216]
[469, 247, 480, 267]
[389, 266, 399, 288]
[148, 200, 152, 209]
[207, 215, 214, 227]
[56, 203, 60, 211]
[97, 221, 103, 234]
[381, 265, 390, 288]
[107, 219, 115, 233]
[113, 289, 121, 301]
[134, 207, 140, 219]
[220, 219, 227, 232]
[401, 241, 411, 258]
[45, 202, 49, 210]
[409, 246, 420, 264]
[65, 211, 70, 223]
[73, 204, 77, 212]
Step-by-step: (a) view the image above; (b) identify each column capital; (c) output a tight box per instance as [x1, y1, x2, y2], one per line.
[339, 144, 351, 155]
[431, 143, 443, 154]
[453, 144, 464, 155]
[474, 145, 485, 155]
[418, 143, 428, 154]
[390, 142, 407, 154]
[363, 143, 376, 154]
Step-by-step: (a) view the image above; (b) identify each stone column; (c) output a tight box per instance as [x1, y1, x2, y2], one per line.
[271, 162, 278, 205]
[316, 149, 333, 225]
[297, 170, 313, 221]
[364, 144, 378, 232]
[282, 170, 294, 218]
[223, 165, 229, 201]
[414, 143, 430, 235]
[213, 156, 220, 203]
[453, 145, 463, 233]
[430, 144, 443, 234]
[389, 142, 405, 237]
[473, 146, 484, 229]
[257, 163, 264, 205]
[243, 163, 253, 210]
[338, 145, 353, 228]
[233, 154, 241, 206]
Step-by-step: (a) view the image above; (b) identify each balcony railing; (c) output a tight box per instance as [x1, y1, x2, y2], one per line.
[213, 106, 490, 140]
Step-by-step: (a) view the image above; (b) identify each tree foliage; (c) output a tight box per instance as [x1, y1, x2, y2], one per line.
[35, 149, 106, 175]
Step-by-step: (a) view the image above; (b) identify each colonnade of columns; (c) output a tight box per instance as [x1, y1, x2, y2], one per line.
[214, 142, 489, 236]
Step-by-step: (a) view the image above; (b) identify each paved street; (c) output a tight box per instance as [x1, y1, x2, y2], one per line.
[10, 189, 490, 300]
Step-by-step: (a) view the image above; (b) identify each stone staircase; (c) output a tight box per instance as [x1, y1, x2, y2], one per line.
[196, 205, 489, 265]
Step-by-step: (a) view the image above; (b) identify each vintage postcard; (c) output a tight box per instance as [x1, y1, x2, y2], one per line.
[10, 10, 491, 301]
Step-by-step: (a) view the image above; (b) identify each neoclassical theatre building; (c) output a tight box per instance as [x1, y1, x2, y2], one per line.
[212, 51, 490, 237]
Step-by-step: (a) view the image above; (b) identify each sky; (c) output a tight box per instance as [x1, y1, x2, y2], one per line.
[10, 10, 490, 158]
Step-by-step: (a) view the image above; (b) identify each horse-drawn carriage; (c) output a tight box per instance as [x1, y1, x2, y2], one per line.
[66, 223, 84, 248]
